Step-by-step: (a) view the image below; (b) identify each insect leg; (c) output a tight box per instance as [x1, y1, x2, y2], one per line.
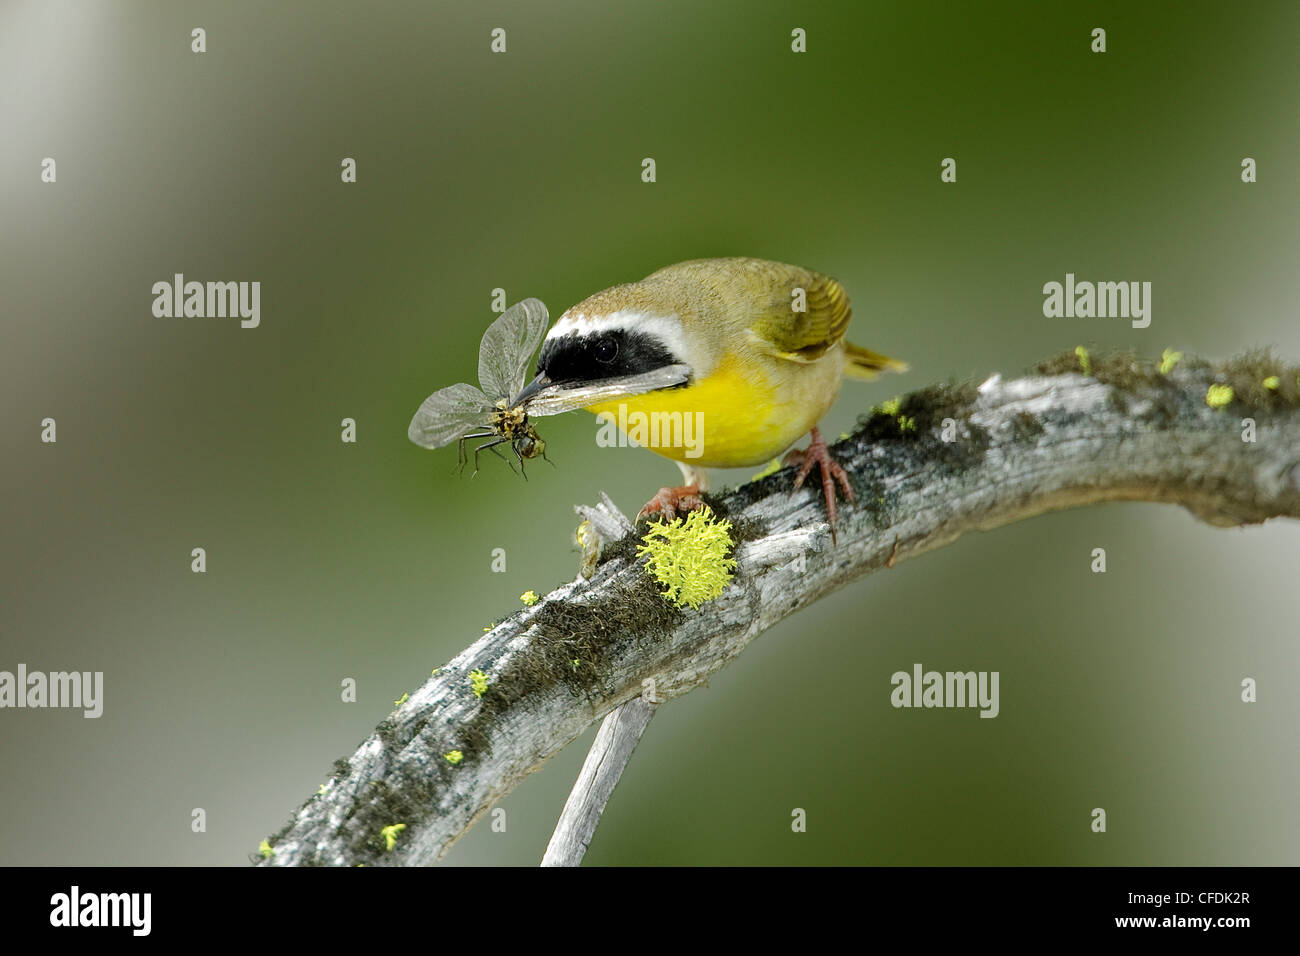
[485, 442, 517, 476]
[471, 438, 508, 478]
[511, 441, 529, 481]
[456, 430, 495, 474]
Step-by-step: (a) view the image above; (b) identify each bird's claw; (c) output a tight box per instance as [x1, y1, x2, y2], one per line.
[637, 484, 703, 523]
[784, 427, 855, 544]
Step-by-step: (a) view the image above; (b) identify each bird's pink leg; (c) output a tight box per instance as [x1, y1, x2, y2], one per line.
[637, 484, 704, 523]
[783, 427, 855, 544]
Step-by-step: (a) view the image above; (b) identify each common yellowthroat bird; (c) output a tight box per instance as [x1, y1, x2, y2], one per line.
[513, 257, 907, 539]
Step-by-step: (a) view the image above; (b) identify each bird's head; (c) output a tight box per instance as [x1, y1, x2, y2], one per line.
[514, 286, 697, 407]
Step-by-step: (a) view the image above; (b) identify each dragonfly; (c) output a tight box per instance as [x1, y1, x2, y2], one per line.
[407, 298, 690, 477]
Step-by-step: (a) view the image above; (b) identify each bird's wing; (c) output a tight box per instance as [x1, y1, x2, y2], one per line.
[407, 382, 495, 448]
[524, 364, 693, 417]
[478, 298, 550, 401]
[746, 273, 852, 363]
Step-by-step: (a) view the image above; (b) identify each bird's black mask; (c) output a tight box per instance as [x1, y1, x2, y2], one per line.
[534, 329, 678, 386]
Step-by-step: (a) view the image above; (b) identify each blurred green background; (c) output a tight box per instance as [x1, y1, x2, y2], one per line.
[1, 0, 1296, 865]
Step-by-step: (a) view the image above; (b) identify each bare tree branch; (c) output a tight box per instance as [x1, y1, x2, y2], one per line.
[257, 351, 1300, 867]
[541, 698, 658, 866]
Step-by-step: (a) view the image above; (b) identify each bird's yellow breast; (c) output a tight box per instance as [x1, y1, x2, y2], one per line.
[586, 351, 841, 469]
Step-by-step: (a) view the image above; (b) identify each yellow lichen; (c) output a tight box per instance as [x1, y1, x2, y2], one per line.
[380, 823, 406, 851]
[637, 505, 737, 609]
[1206, 384, 1234, 408]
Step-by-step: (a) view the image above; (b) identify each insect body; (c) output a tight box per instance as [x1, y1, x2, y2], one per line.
[408, 298, 691, 478]
[454, 400, 547, 477]
[490, 402, 544, 462]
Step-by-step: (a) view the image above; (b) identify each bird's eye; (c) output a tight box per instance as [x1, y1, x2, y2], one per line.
[593, 337, 619, 363]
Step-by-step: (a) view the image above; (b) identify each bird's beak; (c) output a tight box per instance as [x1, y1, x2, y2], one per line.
[512, 371, 552, 406]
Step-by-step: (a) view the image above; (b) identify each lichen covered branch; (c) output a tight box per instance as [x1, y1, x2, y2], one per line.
[258, 350, 1300, 867]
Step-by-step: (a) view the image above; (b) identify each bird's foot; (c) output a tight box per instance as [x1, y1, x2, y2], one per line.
[637, 484, 703, 523]
[783, 427, 855, 544]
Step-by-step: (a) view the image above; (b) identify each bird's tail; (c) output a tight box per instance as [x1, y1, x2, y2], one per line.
[843, 341, 909, 380]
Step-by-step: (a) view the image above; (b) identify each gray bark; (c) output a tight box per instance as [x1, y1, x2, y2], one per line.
[257, 352, 1300, 867]
[540, 697, 658, 866]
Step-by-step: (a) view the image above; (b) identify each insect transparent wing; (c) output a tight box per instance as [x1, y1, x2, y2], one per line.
[407, 382, 495, 448]
[477, 298, 550, 402]
[524, 364, 694, 417]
